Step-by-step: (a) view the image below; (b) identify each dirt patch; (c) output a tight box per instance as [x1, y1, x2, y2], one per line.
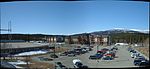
[135, 47, 149, 57]
[18, 56, 54, 69]
[54, 47, 69, 53]
[18, 61, 54, 69]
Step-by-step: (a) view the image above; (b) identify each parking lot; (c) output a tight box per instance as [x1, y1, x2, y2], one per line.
[47, 45, 139, 68]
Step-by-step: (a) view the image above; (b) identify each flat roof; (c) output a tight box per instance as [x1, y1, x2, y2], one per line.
[0, 42, 49, 49]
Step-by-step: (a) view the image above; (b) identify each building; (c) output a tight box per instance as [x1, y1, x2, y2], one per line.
[91, 35, 109, 45]
[45, 36, 57, 43]
[63, 34, 109, 45]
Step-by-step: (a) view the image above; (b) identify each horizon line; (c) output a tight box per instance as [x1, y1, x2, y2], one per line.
[1, 28, 149, 35]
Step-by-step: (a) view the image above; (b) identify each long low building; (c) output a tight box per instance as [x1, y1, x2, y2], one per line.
[0, 42, 53, 55]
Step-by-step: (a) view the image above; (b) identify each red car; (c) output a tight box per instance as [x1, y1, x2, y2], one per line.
[97, 50, 103, 53]
[104, 53, 115, 58]
[97, 50, 106, 55]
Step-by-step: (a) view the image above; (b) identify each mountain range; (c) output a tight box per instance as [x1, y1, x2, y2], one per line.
[72, 28, 149, 36]
[89, 28, 149, 35]
[1, 28, 149, 36]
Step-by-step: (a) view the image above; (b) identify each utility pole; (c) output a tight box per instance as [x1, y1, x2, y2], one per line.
[54, 41, 56, 69]
[8, 21, 13, 60]
[86, 33, 90, 46]
[26, 55, 30, 69]
[97, 35, 99, 52]
[0, 21, 13, 60]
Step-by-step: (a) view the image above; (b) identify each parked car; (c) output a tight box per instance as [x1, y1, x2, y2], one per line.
[81, 48, 88, 53]
[74, 48, 82, 54]
[101, 48, 109, 52]
[139, 60, 149, 67]
[90, 45, 94, 48]
[74, 51, 80, 55]
[105, 52, 116, 58]
[134, 54, 144, 59]
[50, 54, 58, 58]
[95, 53, 103, 58]
[102, 56, 113, 60]
[73, 59, 83, 68]
[111, 46, 118, 50]
[131, 53, 140, 58]
[55, 62, 68, 69]
[97, 50, 104, 54]
[101, 48, 109, 51]
[89, 47, 92, 51]
[133, 58, 148, 66]
[60, 52, 68, 56]
[130, 50, 136, 53]
[67, 53, 75, 57]
[135, 56, 145, 60]
[84, 47, 90, 51]
[68, 50, 75, 53]
[89, 55, 98, 59]
[89, 53, 103, 59]
[73, 59, 88, 68]
[134, 44, 141, 47]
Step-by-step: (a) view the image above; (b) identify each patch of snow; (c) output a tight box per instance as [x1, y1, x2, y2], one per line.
[14, 65, 23, 68]
[14, 50, 48, 56]
[8, 60, 30, 65]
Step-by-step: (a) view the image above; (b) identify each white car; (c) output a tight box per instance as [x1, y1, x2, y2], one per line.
[73, 59, 82, 68]
[73, 59, 88, 68]
[131, 53, 140, 58]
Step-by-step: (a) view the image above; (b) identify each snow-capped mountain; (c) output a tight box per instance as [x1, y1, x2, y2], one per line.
[108, 28, 149, 33]
[91, 28, 149, 35]
[129, 29, 149, 33]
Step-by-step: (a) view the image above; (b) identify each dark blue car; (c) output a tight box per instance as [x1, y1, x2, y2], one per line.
[139, 60, 149, 67]
[134, 59, 143, 66]
[95, 53, 103, 58]
[134, 58, 149, 66]
[130, 50, 136, 53]
[89, 53, 103, 59]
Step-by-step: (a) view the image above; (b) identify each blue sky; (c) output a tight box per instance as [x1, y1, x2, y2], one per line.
[1, 1, 149, 35]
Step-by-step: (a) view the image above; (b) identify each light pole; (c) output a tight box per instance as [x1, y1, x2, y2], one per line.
[54, 43, 56, 55]
[26, 55, 29, 69]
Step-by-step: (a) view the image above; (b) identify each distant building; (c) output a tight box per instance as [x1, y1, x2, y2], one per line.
[63, 34, 109, 45]
[56, 36, 65, 42]
[92, 35, 108, 45]
[65, 36, 69, 44]
[46, 36, 57, 43]
[42, 34, 109, 45]
[72, 36, 79, 44]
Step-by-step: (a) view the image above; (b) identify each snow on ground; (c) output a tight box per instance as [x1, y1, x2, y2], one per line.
[8, 60, 31, 65]
[14, 50, 48, 56]
[14, 65, 23, 68]
[8, 60, 31, 68]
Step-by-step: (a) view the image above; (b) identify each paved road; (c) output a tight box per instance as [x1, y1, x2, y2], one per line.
[32, 45, 138, 68]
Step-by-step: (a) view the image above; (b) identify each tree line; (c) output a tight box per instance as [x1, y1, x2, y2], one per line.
[1, 33, 149, 45]
[110, 33, 149, 44]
